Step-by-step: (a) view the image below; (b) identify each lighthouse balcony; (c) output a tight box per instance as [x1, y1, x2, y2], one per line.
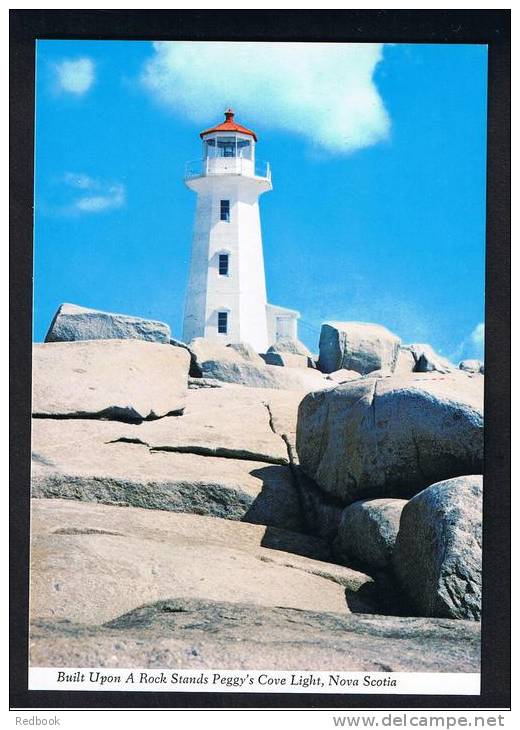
[185, 157, 271, 183]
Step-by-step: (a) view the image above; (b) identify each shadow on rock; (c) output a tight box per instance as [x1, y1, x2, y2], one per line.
[257, 524, 332, 562]
[243, 464, 305, 534]
[345, 571, 415, 617]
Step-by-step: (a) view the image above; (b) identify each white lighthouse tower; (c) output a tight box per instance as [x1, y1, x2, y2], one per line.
[182, 109, 298, 353]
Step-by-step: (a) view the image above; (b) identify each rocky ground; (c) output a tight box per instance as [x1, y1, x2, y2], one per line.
[31, 598, 480, 672]
[29, 304, 484, 671]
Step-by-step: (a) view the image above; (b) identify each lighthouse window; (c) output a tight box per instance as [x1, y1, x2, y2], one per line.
[218, 253, 229, 276]
[220, 200, 230, 221]
[218, 311, 228, 334]
[217, 137, 236, 157]
[205, 138, 216, 157]
[237, 139, 251, 159]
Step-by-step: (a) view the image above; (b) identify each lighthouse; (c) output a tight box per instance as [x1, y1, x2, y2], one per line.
[182, 109, 299, 353]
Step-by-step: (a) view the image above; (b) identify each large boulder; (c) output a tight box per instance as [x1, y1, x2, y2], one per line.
[333, 498, 407, 570]
[200, 359, 330, 391]
[374, 343, 455, 376]
[297, 372, 483, 503]
[189, 337, 330, 389]
[262, 352, 311, 369]
[189, 337, 327, 390]
[189, 337, 245, 369]
[267, 337, 312, 358]
[407, 344, 455, 374]
[32, 340, 189, 422]
[393, 476, 482, 620]
[393, 346, 417, 375]
[318, 322, 401, 375]
[45, 303, 171, 344]
[459, 359, 484, 374]
[30, 499, 372, 625]
[226, 342, 265, 366]
[326, 369, 362, 384]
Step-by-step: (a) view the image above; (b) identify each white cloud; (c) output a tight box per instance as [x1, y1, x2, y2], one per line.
[63, 172, 97, 189]
[470, 322, 485, 347]
[54, 58, 95, 95]
[73, 184, 125, 213]
[48, 173, 125, 215]
[141, 42, 390, 153]
[450, 322, 485, 363]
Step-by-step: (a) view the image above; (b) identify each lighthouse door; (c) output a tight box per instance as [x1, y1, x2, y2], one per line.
[276, 316, 292, 340]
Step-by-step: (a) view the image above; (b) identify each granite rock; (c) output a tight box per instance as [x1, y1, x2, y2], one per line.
[30, 596, 481, 672]
[393, 475, 482, 620]
[45, 303, 171, 344]
[333, 498, 407, 570]
[30, 499, 372, 625]
[318, 322, 401, 375]
[32, 339, 189, 422]
[297, 372, 483, 503]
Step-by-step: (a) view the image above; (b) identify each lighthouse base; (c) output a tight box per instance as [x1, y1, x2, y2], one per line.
[184, 302, 300, 354]
[266, 303, 300, 348]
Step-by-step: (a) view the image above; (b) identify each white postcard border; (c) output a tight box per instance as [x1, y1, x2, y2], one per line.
[28, 668, 481, 695]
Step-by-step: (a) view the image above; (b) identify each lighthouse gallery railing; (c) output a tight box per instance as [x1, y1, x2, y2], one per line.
[184, 158, 271, 181]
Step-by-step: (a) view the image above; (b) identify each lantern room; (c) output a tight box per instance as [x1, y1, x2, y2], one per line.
[203, 133, 254, 160]
[200, 108, 257, 158]
[185, 108, 268, 180]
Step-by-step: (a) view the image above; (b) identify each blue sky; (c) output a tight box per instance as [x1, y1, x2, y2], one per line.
[33, 41, 487, 359]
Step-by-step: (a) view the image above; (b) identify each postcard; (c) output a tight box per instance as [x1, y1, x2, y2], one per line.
[9, 15, 510, 711]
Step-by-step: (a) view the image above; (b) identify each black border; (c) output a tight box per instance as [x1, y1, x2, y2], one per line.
[10, 9, 511, 711]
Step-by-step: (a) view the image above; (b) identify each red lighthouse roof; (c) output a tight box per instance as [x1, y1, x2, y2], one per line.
[200, 109, 257, 142]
